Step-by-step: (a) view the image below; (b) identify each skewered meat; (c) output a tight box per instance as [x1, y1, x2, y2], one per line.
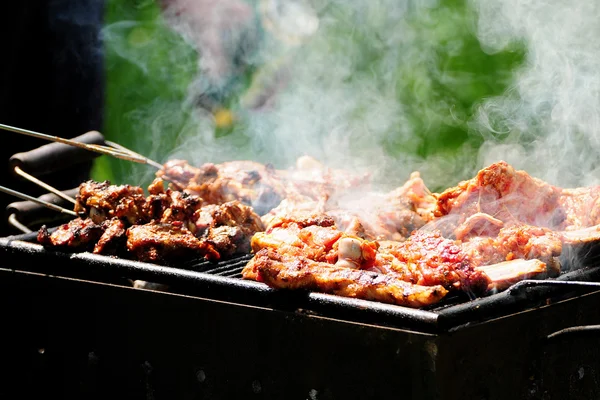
[195, 201, 265, 256]
[93, 218, 127, 255]
[38, 218, 104, 251]
[39, 178, 264, 263]
[75, 181, 148, 225]
[127, 222, 220, 263]
[157, 156, 371, 216]
[158, 159, 288, 215]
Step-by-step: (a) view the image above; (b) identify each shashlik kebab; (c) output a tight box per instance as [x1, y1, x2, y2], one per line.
[38, 178, 264, 264]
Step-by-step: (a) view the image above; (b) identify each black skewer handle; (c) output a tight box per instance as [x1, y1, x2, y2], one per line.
[6, 188, 80, 226]
[9, 131, 106, 176]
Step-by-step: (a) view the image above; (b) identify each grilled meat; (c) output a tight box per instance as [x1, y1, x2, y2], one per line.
[158, 159, 287, 215]
[157, 156, 372, 217]
[434, 161, 600, 236]
[93, 218, 127, 255]
[249, 248, 448, 308]
[243, 212, 563, 305]
[195, 201, 265, 256]
[127, 222, 220, 263]
[40, 178, 264, 263]
[260, 171, 436, 241]
[75, 181, 147, 225]
[38, 218, 104, 251]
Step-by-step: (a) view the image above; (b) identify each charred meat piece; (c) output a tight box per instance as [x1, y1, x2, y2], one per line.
[38, 218, 104, 251]
[145, 179, 204, 229]
[93, 218, 127, 255]
[126, 222, 220, 264]
[247, 248, 449, 308]
[158, 159, 287, 215]
[75, 180, 148, 225]
[195, 201, 265, 256]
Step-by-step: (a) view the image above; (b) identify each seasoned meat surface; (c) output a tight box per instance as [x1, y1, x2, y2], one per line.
[41, 178, 263, 263]
[38, 218, 103, 251]
[243, 212, 563, 305]
[247, 248, 448, 308]
[127, 222, 220, 264]
[434, 161, 600, 232]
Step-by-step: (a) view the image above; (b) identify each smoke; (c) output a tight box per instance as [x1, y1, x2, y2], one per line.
[152, 0, 518, 191]
[473, 0, 600, 188]
[104, 0, 600, 192]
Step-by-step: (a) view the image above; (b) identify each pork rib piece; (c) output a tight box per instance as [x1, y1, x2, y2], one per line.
[434, 161, 600, 237]
[249, 248, 449, 308]
[243, 212, 561, 306]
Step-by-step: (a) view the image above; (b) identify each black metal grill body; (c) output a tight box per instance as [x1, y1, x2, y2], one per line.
[1, 235, 600, 399]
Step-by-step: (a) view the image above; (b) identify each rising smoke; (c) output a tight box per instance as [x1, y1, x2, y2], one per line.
[107, 0, 599, 191]
[474, 0, 600, 188]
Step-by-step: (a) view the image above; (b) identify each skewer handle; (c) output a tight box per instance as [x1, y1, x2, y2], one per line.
[9, 131, 105, 176]
[6, 188, 80, 228]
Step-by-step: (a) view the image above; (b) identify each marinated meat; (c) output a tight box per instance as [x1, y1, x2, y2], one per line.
[195, 201, 265, 256]
[75, 181, 147, 225]
[158, 159, 287, 215]
[93, 218, 127, 255]
[434, 161, 600, 235]
[38, 218, 103, 251]
[243, 213, 562, 305]
[41, 178, 264, 263]
[126, 222, 220, 264]
[249, 248, 448, 308]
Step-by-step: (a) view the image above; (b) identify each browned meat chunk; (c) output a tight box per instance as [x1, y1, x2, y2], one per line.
[93, 218, 127, 255]
[75, 180, 147, 225]
[126, 222, 220, 264]
[434, 161, 600, 233]
[195, 201, 265, 256]
[38, 218, 103, 251]
[248, 248, 449, 308]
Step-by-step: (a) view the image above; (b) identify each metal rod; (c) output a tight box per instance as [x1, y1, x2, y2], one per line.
[547, 325, 600, 339]
[0, 185, 77, 216]
[8, 213, 32, 234]
[508, 279, 600, 295]
[105, 140, 163, 169]
[14, 166, 76, 205]
[0, 123, 152, 165]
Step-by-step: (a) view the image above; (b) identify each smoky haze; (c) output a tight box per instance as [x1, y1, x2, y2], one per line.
[474, 0, 600, 188]
[114, 0, 599, 192]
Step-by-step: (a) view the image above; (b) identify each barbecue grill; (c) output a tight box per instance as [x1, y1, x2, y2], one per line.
[2, 137, 600, 399]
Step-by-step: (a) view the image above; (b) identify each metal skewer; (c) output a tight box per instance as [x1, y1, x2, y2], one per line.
[0, 123, 162, 167]
[13, 166, 77, 205]
[0, 185, 77, 216]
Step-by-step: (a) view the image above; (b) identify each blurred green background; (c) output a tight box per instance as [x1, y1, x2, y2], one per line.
[95, 0, 525, 191]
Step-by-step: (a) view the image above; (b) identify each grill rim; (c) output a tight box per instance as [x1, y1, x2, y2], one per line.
[2, 231, 600, 334]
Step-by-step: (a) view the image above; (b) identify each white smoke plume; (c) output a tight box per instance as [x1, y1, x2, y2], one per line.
[104, 0, 600, 192]
[473, 0, 600, 188]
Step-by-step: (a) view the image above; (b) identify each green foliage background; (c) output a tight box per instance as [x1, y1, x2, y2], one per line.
[95, 0, 525, 191]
